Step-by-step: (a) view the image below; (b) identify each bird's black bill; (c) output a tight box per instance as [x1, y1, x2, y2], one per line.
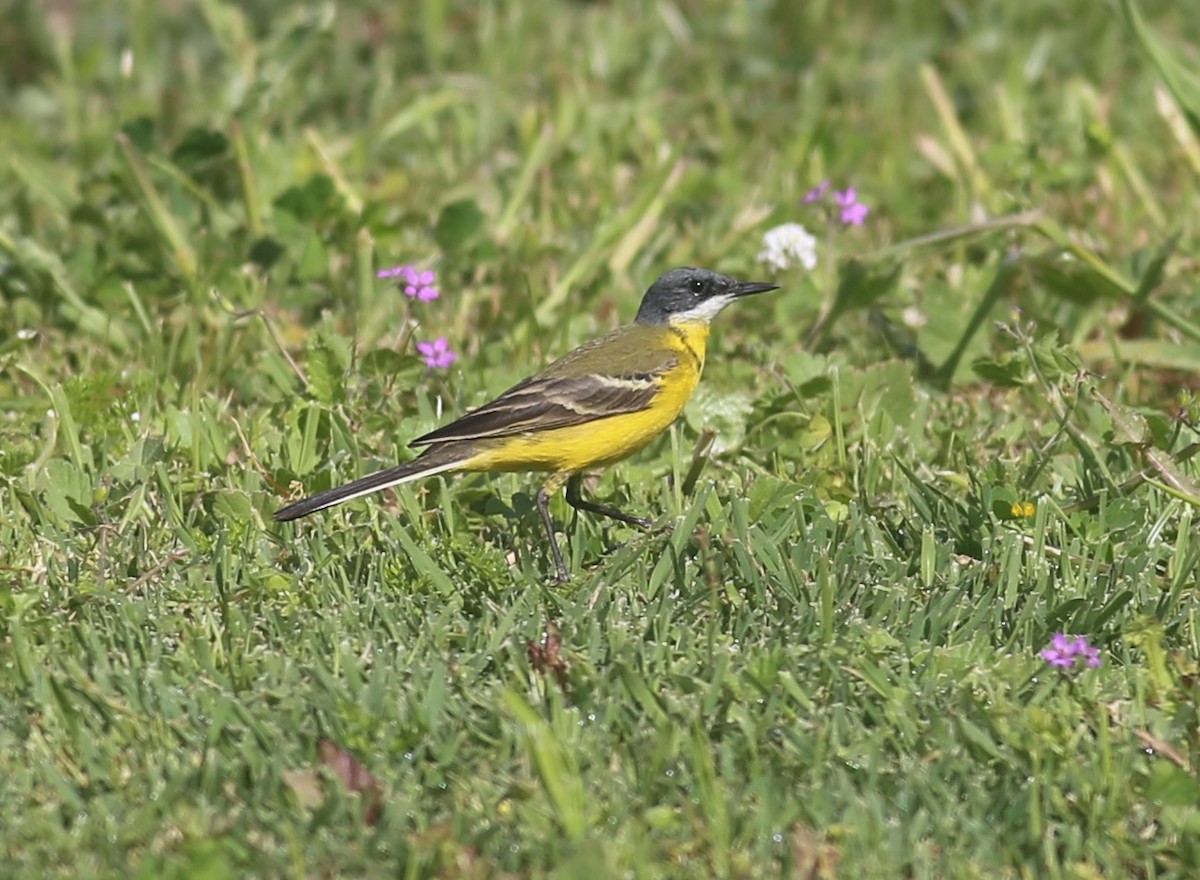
[733, 280, 780, 298]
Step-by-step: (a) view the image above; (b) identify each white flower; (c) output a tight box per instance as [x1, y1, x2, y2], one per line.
[757, 223, 818, 272]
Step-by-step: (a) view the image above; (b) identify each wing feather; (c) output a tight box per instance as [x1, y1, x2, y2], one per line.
[409, 362, 675, 447]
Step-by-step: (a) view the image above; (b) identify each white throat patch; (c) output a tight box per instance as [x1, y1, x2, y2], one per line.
[673, 293, 736, 324]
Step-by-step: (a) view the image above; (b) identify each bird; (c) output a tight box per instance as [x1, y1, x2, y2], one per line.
[274, 267, 780, 582]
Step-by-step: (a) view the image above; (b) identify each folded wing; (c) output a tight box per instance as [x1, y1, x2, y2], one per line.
[410, 361, 676, 447]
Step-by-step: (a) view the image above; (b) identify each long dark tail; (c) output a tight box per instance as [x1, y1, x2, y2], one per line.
[273, 444, 469, 522]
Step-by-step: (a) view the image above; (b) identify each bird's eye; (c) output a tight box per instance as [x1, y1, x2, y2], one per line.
[690, 279, 705, 294]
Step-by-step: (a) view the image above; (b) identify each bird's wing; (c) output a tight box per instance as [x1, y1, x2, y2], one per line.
[410, 327, 678, 447]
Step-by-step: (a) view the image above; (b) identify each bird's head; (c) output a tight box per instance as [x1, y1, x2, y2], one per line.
[634, 267, 778, 326]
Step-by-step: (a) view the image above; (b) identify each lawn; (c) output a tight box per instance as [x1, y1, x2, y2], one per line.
[2, 0, 1200, 876]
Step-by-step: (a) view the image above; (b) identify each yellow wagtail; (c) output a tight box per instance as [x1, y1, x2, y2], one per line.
[274, 267, 779, 581]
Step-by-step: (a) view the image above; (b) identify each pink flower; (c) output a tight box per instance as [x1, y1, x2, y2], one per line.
[416, 337, 457, 369]
[377, 264, 439, 301]
[802, 181, 871, 225]
[803, 180, 831, 203]
[834, 188, 870, 226]
[1040, 633, 1102, 670]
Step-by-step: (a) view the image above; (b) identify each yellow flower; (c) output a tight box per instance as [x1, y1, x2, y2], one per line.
[1010, 501, 1036, 519]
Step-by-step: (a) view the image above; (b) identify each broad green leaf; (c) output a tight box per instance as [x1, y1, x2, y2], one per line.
[684, 385, 753, 455]
[434, 199, 486, 251]
[1146, 761, 1200, 808]
[306, 343, 344, 405]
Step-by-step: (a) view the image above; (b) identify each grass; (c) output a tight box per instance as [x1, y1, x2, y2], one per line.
[2, 0, 1200, 876]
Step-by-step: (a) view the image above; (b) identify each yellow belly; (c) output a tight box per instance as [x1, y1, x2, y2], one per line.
[462, 362, 701, 474]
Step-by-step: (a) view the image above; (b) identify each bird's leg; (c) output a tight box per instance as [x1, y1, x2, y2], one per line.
[537, 473, 571, 584]
[565, 474, 653, 530]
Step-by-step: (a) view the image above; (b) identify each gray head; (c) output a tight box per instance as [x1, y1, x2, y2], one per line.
[634, 267, 779, 326]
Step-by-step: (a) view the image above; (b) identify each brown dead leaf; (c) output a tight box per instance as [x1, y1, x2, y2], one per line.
[282, 768, 324, 810]
[791, 825, 840, 880]
[527, 624, 569, 695]
[1134, 729, 1190, 771]
[318, 739, 384, 826]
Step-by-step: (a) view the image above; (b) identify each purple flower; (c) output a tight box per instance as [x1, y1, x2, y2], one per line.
[1078, 640, 1103, 668]
[1041, 633, 1077, 668]
[803, 180, 831, 203]
[378, 264, 439, 301]
[1041, 633, 1102, 670]
[834, 188, 870, 226]
[416, 337, 457, 369]
[802, 181, 871, 225]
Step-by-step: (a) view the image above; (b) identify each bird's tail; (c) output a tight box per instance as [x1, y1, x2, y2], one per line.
[272, 443, 470, 522]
